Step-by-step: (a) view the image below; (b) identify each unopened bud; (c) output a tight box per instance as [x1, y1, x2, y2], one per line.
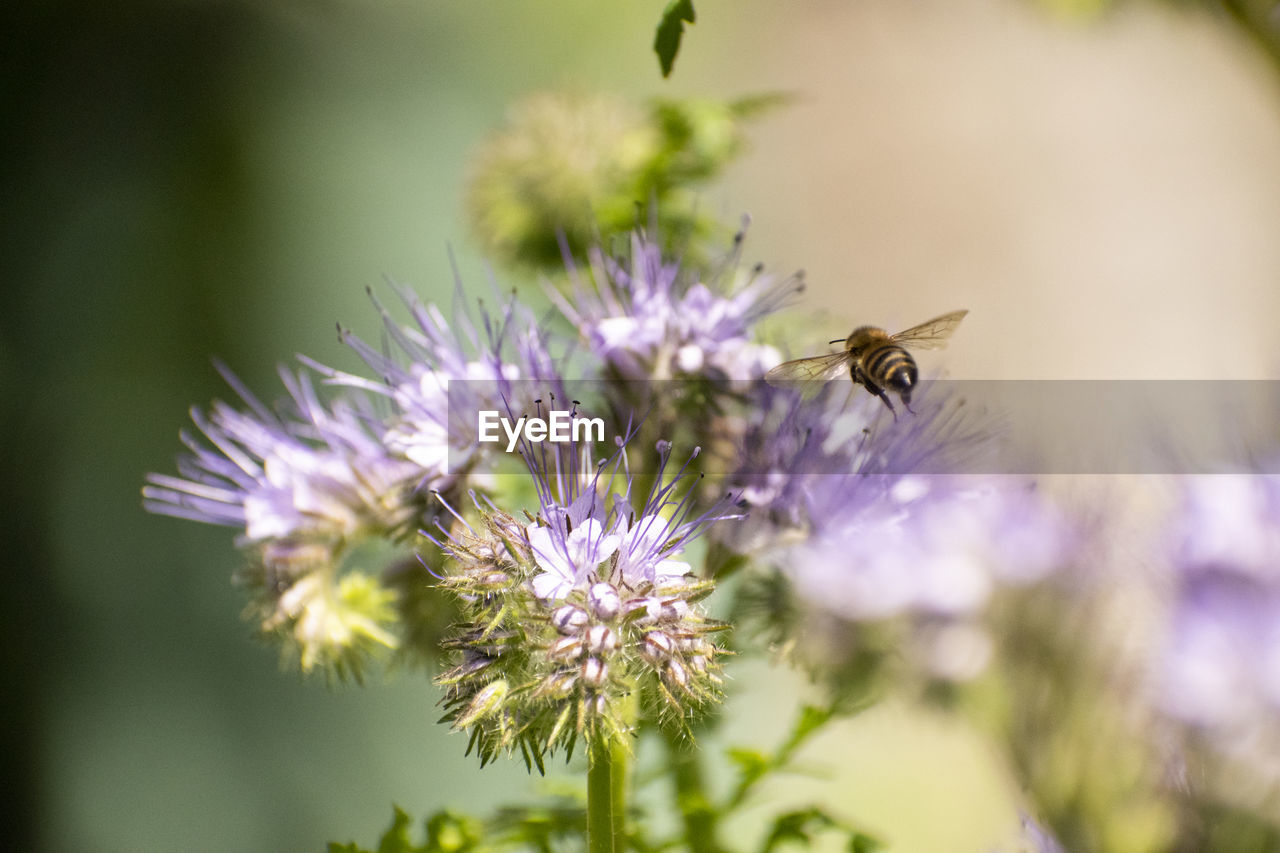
[456, 679, 509, 728]
[642, 630, 676, 663]
[547, 636, 584, 662]
[678, 634, 708, 654]
[540, 670, 578, 697]
[581, 656, 609, 689]
[584, 624, 617, 655]
[478, 570, 511, 590]
[589, 582, 621, 621]
[658, 599, 690, 623]
[552, 604, 589, 635]
[666, 659, 688, 689]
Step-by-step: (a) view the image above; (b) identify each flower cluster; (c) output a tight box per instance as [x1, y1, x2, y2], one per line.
[145, 221, 1079, 810]
[431, 429, 735, 767]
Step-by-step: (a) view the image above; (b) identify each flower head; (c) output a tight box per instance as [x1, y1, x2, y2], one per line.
[551, 228, 800, 383]
[306, 284, 560, 487]
[144, 364, 418, 678]
[465, 91, 775, 270]
[430, 420, 737, 766]
[144, 364, 422, 545]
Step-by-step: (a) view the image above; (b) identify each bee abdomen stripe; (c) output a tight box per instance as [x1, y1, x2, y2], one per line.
[865, 345, 911, 377]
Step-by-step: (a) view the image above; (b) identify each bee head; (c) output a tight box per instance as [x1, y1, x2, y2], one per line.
[844, 325, 886, 355]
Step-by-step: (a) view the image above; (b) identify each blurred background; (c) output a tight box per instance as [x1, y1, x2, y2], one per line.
[6, 0, 1280, 850]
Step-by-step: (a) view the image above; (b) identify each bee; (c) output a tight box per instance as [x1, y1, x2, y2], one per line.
[764, 309, 968, 417]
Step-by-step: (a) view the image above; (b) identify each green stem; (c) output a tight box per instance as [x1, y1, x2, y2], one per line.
[588, 736, 619, 853]
[663, 724, 722, 853]
[610, 736, 629, 851]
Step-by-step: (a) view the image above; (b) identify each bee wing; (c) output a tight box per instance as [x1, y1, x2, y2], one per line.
[764, 351, 855, 386]
[888, 309, 969, 350]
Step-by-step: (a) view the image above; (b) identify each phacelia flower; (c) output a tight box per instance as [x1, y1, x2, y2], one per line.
[144, 365, 420, 678]
[431, 422, 737, 767]
[144, 365, 422, 542]
[145, 285, 560, 680]
[306, 285, 560, 489]
[551, 227, 800, 383]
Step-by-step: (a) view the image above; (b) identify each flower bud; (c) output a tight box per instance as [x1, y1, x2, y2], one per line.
[659, 599, 691, 623]
[456, 679, 509, 728]
[477, 570, 512, 590]
[589, 582, 621, 621]
[537, 671, 578, 698]
[547, 636, 584, 662]
[666, 658, 689, 690]
[584, 624, 618, 655]
[552, 604, 589, 635]
[642, 630, 676, 663]
[679, 634, 708, 655]
[581, 657, 609, 689]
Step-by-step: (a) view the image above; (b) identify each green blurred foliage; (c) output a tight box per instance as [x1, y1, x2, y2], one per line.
[465, 91, 785, 272]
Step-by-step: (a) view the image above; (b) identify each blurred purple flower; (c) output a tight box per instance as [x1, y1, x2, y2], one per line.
[1157, 475, 1280, 730]
[722, 383, 1068, 680]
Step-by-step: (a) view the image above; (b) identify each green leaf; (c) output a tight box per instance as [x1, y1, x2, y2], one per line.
[789, 705, 833, 747]
[849, 832, 884, 853]
[759, 807, 839, 853]
[654, 0, 696, 78]
[327, 806, 424, 853]
[726, 746, 771, 786]
[377, 806, 424, 853]
[424, 810, 483, 852]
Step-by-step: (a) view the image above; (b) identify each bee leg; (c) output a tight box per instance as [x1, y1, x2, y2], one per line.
[866, 383, 898, 420]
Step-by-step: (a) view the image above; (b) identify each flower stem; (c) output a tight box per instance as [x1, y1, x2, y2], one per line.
[588, 735, 621, 853]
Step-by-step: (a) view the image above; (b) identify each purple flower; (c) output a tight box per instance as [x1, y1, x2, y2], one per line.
[305, 285, 561, 485]
[429, 423, 739, 760]
[144, 364, 422, 545]
[144, 364, 416, 677]
[520, 424, 735, 603]
[1156, 475, 1280, 730]
[550, 229, 800, 382]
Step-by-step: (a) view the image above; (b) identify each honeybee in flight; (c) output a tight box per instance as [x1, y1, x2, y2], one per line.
[764, 309, 968, 417]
